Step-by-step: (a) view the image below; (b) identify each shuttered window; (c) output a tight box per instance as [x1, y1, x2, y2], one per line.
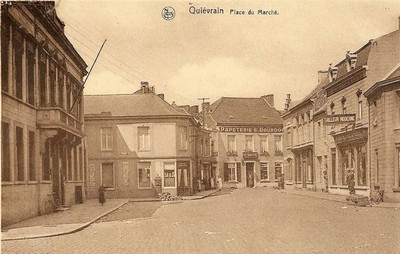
[223, 163, 241, 182]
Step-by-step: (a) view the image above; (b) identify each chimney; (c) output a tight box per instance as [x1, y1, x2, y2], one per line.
[318, 70, 328, 84]
[141, 81, 149, 93]
[284, 94, 291, 111]
[190, 105, 199, 115]
[179, 105, 190, 114]
[158, 94, 164, 100]
[202, 102, 210, 113]
[262, 94, 274, 107]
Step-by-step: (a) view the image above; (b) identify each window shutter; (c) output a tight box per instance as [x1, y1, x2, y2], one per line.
[236, 163, 241, 182]
[224, 163, 229, 182]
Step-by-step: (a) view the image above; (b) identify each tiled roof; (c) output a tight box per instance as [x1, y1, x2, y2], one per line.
[84, 93, 189, 117]
[209, 97, 282, 125]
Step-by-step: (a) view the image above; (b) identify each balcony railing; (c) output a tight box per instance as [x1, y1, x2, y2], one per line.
[37, 107, 83, 135]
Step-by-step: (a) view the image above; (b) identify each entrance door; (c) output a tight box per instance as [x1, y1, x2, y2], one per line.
[177, 161, 190, 196]
[246, 162, 254, 187]
[302, 160, 307, 188]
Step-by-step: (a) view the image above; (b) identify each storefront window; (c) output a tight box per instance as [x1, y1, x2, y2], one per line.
[260, 162, 269, 180]
[275, 162, 283, 180]
[164, 162, 175, 187]
[357, 146, 367, 186]
[138, 162, 151, 188]
[177, 161, 190, 187]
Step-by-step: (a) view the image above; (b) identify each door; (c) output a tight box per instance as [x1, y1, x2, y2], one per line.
[177, 161, 190, 196]
[246, 162, 254, 187]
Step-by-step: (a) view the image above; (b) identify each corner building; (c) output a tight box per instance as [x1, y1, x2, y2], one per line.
[84, 86, 202, 198]
[203, 96, 283, 188]
[1, 2, 88, 226]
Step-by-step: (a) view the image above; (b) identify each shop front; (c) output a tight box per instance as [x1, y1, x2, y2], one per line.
[292, 145, 313, 189]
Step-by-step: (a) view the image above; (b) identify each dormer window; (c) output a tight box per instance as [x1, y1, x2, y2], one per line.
[330, 101, 335, 115]
[328, 64, 338, 82]
[346, 51, 357, 72]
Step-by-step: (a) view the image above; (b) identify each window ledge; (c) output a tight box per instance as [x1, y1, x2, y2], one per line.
[101, 149, 113, 152]
[27, 181, 39, 185]
[105, 187, 115, 191]
[41, 180, 52, 184]
[260, 180, 270, 183]
[392, 187, 400, 192]
[1, 182, 13, 186]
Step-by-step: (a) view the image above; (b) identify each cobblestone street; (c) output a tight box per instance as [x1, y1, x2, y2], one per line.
[2, 188, 400, 254]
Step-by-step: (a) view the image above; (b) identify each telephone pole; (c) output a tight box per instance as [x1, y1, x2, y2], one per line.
[198, 97, 209, 128]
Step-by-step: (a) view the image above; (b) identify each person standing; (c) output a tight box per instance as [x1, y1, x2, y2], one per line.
[217, 175, 223, 191]
[98, 185, 106, 206]
[323, 171, 329, 192]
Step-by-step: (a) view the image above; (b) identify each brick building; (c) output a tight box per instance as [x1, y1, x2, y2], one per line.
[283, 22, 399, 200]
[84, 84, 204, 198]
[1, 2, 87, 226]
[203, 96, 283, 188]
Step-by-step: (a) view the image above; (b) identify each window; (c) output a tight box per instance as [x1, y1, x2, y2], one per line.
[1, 18, 9, 92]
[260, 162, 269, 180]
[398, 147, 400, 187]
[49, 62, 56, 106]
[275, 162, 283, 180]
[372, 101, 377, 123]
[58, 69, 64, 108]
[245, 135, 254, 152]
[274, 135, 283, 154]
[331, 149, 336, 185]
[227, 135, 236, 153]
[66, 76, 71, 110]
[14, 30, 23, 100]
[358, 98, 363, 120]
[27, 41, 35, 105]
[330, 102, 335, 115]
[357, 145, 367, 186]
[342, 101, 347, 114]
[39, 50, 47, 107]
[2, 122, 11, 181]
[138, 162, 151, 188]
[16, 126, 24, 181]
[164, 162, 175, 187]
[100, 127, 113, 151]
[79, 147, 83, 180]
[260, 135, 268, 154]
[178, 126, 188, 150]
[138, 127, 150, 150]
[101, 162, 114, 188]
[224, 163, 241, 182]
[67, 147, 72, 181]
[287, 128, 292, 148]
[28, 131, 35, 181]
[74, 147, 78, 181]
[42, 139, 51, 181]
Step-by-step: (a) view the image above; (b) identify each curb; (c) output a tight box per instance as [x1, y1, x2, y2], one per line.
[1, 201, 129, 242]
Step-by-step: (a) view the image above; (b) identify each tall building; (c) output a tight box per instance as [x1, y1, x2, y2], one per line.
[282, 22, 400, 201]
[203, 96, 283, 188]
[1, 2, 88, 226]
[84, 83, 204, 198]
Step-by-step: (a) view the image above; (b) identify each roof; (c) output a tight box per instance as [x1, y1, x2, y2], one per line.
[364, 66, 400, 97]
[84, 93, 190, 117]
[208, 97, 282, 125]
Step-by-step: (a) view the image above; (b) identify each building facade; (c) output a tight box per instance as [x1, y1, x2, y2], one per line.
[1, 2, 87, 226]
[283, 23, 400, 200]
[204, 96, 284, 188]
[365, 68, 400, 202]
[84, 85, 204, 199]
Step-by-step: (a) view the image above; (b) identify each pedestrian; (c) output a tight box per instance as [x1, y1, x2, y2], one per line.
[98, 185, 106, 206]
[193, 176, 198, 194]
[280, 173, 285, 189]
[323, 171, 329, 192]
[217, 175, 223, 191]
[347, 169, 355, 195]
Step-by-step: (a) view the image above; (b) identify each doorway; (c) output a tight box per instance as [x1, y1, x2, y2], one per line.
[246, 162, 254, 187]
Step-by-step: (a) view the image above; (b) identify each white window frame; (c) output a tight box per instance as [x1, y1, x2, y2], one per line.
[178, 126, 188, 150]
[260, 135, 269, 154]
[245, 135, 254, 152]
[227, 162, 237, 182]
[138, 162, 151, 189]
[100, 162, 115, 189]
[100, 127, 113, 151]
[274, 135, 283, 153]
[260, 162, 269, 181]
[227, 135, 236, 153]
[138, 126, 150, 151]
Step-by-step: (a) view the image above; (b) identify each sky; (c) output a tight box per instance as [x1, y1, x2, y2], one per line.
[56, 0, 400, 110]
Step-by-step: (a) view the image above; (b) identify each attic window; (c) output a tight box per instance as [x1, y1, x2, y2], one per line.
[346, 51, 357, 72]
[229, 115, 234, 120]
[328, 64, 338, 82]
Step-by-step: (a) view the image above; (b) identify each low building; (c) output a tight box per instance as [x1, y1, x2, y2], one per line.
[365, 68, 400, 202]
[203, 96, 283, 188]
[1, 2, 87, 227]
[84, 84, 203, 198]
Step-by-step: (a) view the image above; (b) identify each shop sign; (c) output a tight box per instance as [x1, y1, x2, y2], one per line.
[324, 114, 356, 125]
[177, 161, 190, 169]
[219, 126, 282, 133]
[243, 151, 259, 160]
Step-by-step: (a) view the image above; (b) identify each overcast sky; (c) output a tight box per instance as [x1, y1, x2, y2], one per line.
[56, 0, 400, 110]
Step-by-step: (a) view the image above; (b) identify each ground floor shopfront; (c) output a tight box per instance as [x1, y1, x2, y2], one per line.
[86, 158, 195, 199]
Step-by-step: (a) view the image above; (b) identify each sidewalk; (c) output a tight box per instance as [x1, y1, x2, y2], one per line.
[1, 190, 219, 241]
[279, 188, 400, 209]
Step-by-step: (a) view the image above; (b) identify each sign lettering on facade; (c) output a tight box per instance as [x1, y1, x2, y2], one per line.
[324, 114, 356, 125]
[218, 126, 283, 133]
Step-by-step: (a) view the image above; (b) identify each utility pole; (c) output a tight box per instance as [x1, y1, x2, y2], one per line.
[198, 97, 209, 128]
